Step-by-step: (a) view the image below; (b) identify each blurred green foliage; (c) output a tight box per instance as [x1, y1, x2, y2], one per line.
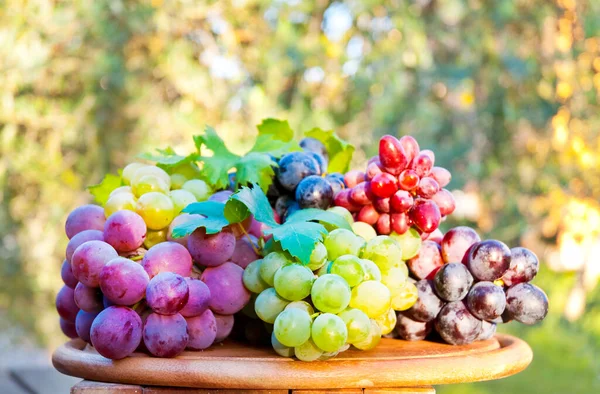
[1, 0, 600, 392]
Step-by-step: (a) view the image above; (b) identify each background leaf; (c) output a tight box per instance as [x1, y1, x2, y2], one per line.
[304, 128, 355, 173]
[87, 174, 122, 205]
[194, 126, 240, 190]
[138, 147, 199, 171]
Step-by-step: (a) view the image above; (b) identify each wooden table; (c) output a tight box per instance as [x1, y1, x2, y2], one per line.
[53, 334, 532, 394]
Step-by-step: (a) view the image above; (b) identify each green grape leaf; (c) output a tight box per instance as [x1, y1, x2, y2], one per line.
[194, 125, 240, 190]
[304, 128, 355, 173]
[251, 118, 301, 158]
[87, 174, 123, 205]
[256, 118, 295, 140]
[225, 185, 280, 227]
[264, 222, 328, 264]
[138, 147, 199, 171]
[173, 201, 229, 237]
[286, 208, 352, 231]
[234, 153, 278, 192]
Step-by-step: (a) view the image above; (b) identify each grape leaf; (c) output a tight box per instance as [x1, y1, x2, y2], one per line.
[251, 118, 301, 158]
[285, 208, 352, 231]
[225, 185, 279, 227]
[256, 118, 294, 140]
[194, 125, 240, 190]
[87, 174, 123, 205]
[234, 153, 277, 192]
[172, 201, 229, 237]
[138, 147, 199, 171]
[304, 128, 355, 173]
[264, 222, 328, 264]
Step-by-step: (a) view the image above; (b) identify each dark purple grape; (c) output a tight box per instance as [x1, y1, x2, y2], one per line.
[90, 306, 142, 359]
[295, 175, 334, 210]
[61, 260, 78, 288]
[434, 301, 482, 345]
[75, 310, 99, 343]
[433, 263, 474, 302]
[505, 283, 548, 325]
[275, 195, 295, 219]
[74, 282, 104, 313]
[501, 247, 539, 286]
[477, 320, 497, 341]
[60, 317, 78, 339]
[404, 280, 445, 322]
[466, 282, 506, 321]
[277, 152, 320, 192]
[325, 173, 345, 195]
[143, 313, 189, 358]
[56, 285, 79, 322]
[466, 240, 511, 281]
[300, 137, 328, 159]
[440, 226, 481, 264]
[307, 151, 328, 175]
[396, 312, 433, 341]
[491, 309, 514, 324]
[146, 272, 189, 315]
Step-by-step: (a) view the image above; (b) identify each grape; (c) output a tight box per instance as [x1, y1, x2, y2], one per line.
[315, 261, 332, 277]
[90, 306, 142, 359]
[132, 175, 170, 197]
[390, 190, 413, 213]
[143, 229, 167, 249]
[56, 285, 79, 322]
[66, 230, 104, 263]
[294, 175, 333, 209]
[357, 204, 380, 225]
[260, 252, 292, 286]
[352, 319, 382, 350]
[349, 181, 375, 205]
[122, 163, 146, 185]
[398, 169, 419, 191]
[395, 312, 432, 341]
[381, 267, 408, 296]
[349, 280, 391, 318]
[74, 310, 98, 342]
[131, 166, 170, 188]
[98, 258, 148, 306]
[214, 313, 234, 342]
[285, 301, 315, 315]
[201, 262, 251, 315]
[330, 255, 365, 287]
[179, 278, 211, 317]
[435, 302, 482, 345]
[409, 199, 441, 233]
[430, 167, 451, 188]
[71, 241, 118, 287]
[169, 189, 197, 215]
[230, 235, 259, 269]
[390, 213, 410, 235]
[391, 281, 419, 311]
[398, 136, 420, 163]
[306, 242, 328, 271]
[167, 213, 200, 246]
[209, 190, 233, 202]
[417, 177, 439, 199]
[307, 151, 328, 174]
[426, 229, 444, 244]
[466, 282, 506, 321]
[370, 173, 399, 198]
[59, 316, 78, 338]
[360, 235, 402, 272]
[334, 189, 361, 212]
[274, 264, 314, 301]
[344, 170, 366, 188]
[366, 160, 383, 181]
[375, 213, 391, 235]
[311, 274, 352, 314]
[294, 338, 323, 362]
[142, 241, 193, 278]
[501, 247, 540, 286]
[441, 226, 481, 264]
[255, 288, 289, 323]
[478, 320, 497, 341]
[327, 207, 353, 226]
[276, 152, 320, 192]
[338, 308, 371, 344]
[271, 332, 294, 358]
[61, 260, 79, 288]
[378, 135, 409, 175]
[182, 180, 212, 201]
[410, 152, 433, 177]
[324, 229, 364, 260]
[187, 228, 235, 267]
[74, 282, 103, 312]
[65, 204, 106, 239]
[146, 272, 189, 315]
[283, 201, 301, 221]
[407, 241, 444, 280]
[373, 197, 391, 213]
[243, 259, 270, 294]
[431, 189, 456, 216]
[390, 228, 422, 260]
[186, 309, 217, 350]
[136, 192, 175, 230]
[325, 174, 345, 195]
[300, 137, 328, 159]
[274, 308, 312, 347]
[505, 283, 548, 325]
[103, 210, 147, 253]
[433, 263, 474, 302]
[360, 259, 382, 281]
[143, 313, 188, 357]
[170, 173, 188, 190]
[352, 222, 377, 241]
[374, 308, 397, 335]
[467, 240, 512, 281]
[404, 280, 444, 322]
[311, 313, 348, 352]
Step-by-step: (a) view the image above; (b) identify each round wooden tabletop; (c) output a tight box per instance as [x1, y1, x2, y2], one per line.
[52, 334, 532, 390]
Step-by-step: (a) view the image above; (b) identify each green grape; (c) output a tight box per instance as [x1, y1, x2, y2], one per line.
[374, 308, 397, 335]
[311, 313, 348, 352]
[122, 163, 146, 185]
[311, 274, 351, 314]
[352, 221, 377, 241]
[109, 186, 133, 198]
[260, 252, 292, 286]
[381, 266, 408, 296]
[271, 332, 294, 358]
[318, 350, 339, 361]
[360, 236, 403, 272]
[131, 174, 170, 197]
[274, 309, 312, 347]
[390, 228, 422, 260]
[243, 259, 269, 294]
[274, 264, 314, 301]
[170, 173, 188, 190]
[390, 281, 418, 311]
[360, 259, 382, 282]
[352, 319, 382, 351]
[169, 189, 197, 214]
[330, 255, 365, 287]
[390, 260, 409, 278]
[262, 238, 282, 256]
[242, 294, 259, 319]
[350, 280, 391, 318]
[131, 166, 171, 188]
[254, 288, 289, 324]
[338, 308, 371, 344]
[144, 228, 167, 249]
[182, 179, 212, 201]
[323, 229, 365, 260]
[104, 192, 136, 218]
[136, 192, 175, 230]
[306, 242, 328, 271]
[171, 162, 200, 179]
[315, 261, 332, 277]
[327, 206, 354, 225]
[294, 338, 322, 362]
[285, 301, 315, 315]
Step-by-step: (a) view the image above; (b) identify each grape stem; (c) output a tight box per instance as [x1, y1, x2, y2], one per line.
[130, 255, 144, 262]
[236, 222, 261, 255]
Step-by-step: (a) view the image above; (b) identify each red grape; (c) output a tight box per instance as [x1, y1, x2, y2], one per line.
[501, 247, 539, 286]
[230, 235, 260, 269]
[180, 278, 211, 318]
[398, 169, 420, 191]
[75, 310, 98, 343]
[417, 177, 439, 199]
[142, 241, 193, 278]
[103, 210, 147, 253]
[365, 160, 383, 181]
[186, 309, 217, 350]
[187, 228, 236, 267]
[434, 301, 482, 345]
[100, 257, 150, 306]
[201, 262, 251, 315]
[505, 283, 548, 325]
[390, 190, 414, 213]
[430, 167, 451, 188]
[91, 306, 143, 359]
[334, 189, 361, 212]
[478, 321, 497, 341]
[396, 312, 432, 341]
[375, 213, 391, 234]
[399, 136, 420, 163]
[146, 272, 189, 315]
[357, 204, 380, 225]
[344, 170, 366, 188]
[60, 317, 78, 339]
[466, 282, 506, 321]
[431, 188, 456, 216]
[390, 212, 410, 235]
[409, 200, 441, 233]
[405, 280, 445, 322]
[441, 226, 481, 263]
[370, 173, 399, 198]
[349, 182, 375, 205]
[379, 135, 409, 175]
[426, 229, 444, 244]
[410, 153, 433, 177]
[407, 241, 444, 279]
[433, 263, 474, 301]
[373, 197, 391, 213]
[466, 240, 511, 281]
[143, 313, 188, 357]
[74, 282, 103, 313]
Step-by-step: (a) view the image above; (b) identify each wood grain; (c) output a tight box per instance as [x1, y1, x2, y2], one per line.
[364, 389, 435, 394]
[71, 380, 143, 393]
[53, 335, 532, 390]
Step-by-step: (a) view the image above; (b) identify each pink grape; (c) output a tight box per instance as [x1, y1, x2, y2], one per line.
[431, 189, 456, 216]
[61, 260, 78, 288]
[142, 241, 193, 279]
[230, 235, 260, 269]
[420, 149, 435, 164]
[100, 257, 150, 306]
[71, 240, 118, 287]
[60, 318, 78, 338]
[357, 204, 380, 225]
[56, 285, 79, 322]
[441, 226, 481, 263]
[426, 229, 444, 244]
[179, 278, 211, 318]
[167, 213, 202, 246]
[344, 170, 366, 188]
[408, 241, 444, 279]
[379, 135, 409, 175]
[430, 167, 451, 187]
[390, 212, 411, 235]
[75, 310, 99, 343]
[146, 272, 189, 315]
[65, 204, 106, 239]
[143, 313, 189, 358]
[214, 314, 235, 343]
[390, 190, 413, 213]
[187, 228, 235, 267]
[334, 189, 361, 212]
[399, 136, 420, 163]
[365, 160, 383, 181]
[349, 182, 375, 205]
[201, 262, 251, 315]
[103, 210, 147, 253]
[370, 173, 399, 198]
[409, 199, 441, 233]
[375, 213, 391, 235]
[417, 177, 439, 199]
[90, 306, 142, 359]
[410, 153, 433, 177]
[74, 282, 103, 312]
[186, 309, 217, 350]
[66, 230, 104, 263]
[398, 169, 420, 191]
[373, 197, 391, 213]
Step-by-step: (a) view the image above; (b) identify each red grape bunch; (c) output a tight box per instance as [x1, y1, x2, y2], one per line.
[334, 135, 455, 238]
[395, 226, 549, 345]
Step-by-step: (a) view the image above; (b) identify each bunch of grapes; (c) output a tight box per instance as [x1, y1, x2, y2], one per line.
[394, 226, 549, 345]
[241, 229, 418, 361]
[334, 135, 455, 239]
